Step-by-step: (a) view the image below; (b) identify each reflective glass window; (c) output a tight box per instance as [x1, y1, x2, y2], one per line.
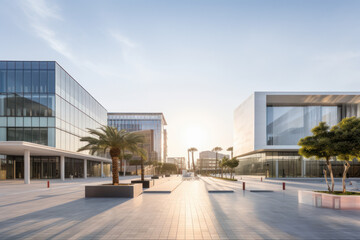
[7, 127, 16, 141]
[31, 94, 40, 116]
[39, 94, 48, 116]
[15, 128, 24, 140]
[32, 70, 39, 93]
[48, 70, 55, 93]
[16, 117, 23, 127]
[24, 70, 31, 92]
[16, 62, 23, 69]
[0, 62, 6, 69]
[7, 62, 15, 69]
[7, 70, 15, 92]
[48, 61, 55, 70]
[0, 127, 6, 141]
[31, 61, 39, 69]
[0, 70, 6, 93]
[24, 62, 31, 70]
[7, 117, 15, 127]
[32, 127, 40, 144]
[15, 70, 23, 93]
[23, 93, 32, 116]
[40, 70, 47, 93]
[40, 62, 47, 70]
[24, 128, 32, 142]
[7, 93, 15, 116]
[0, 94, 5, 116]
[267, 106, 338, 145]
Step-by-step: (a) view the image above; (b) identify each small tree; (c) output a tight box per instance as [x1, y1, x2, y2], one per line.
[189, 147, 198, 176]
[226, 158, 239, 178]
[298, 122, 335, 192]
[331, 117, 360, 193]
[161, 163, 177, 174]
[220, 156, 229, 178]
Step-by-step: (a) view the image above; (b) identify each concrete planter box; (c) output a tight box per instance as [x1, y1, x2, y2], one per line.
[165, 174, 170, 177]
[298, 190, 360, 210]
[85, 184, 142, 198]
[131, 180, 154, 188]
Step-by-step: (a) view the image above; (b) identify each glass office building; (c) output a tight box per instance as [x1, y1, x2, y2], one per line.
[0, 61, 111, 182]
[234, 92, 360, 178]
[108, 113, 167, 162]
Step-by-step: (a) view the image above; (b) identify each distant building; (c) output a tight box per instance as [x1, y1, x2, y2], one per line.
[167, 157, 186, 170]
[196, 151, 229, 172]
[107, 113, 167, 162]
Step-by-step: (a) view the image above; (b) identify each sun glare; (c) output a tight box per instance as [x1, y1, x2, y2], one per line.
[185, 126, 206, 147]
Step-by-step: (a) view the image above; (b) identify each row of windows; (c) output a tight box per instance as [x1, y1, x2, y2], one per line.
[0, 93, 55, 117]
[0, 127, 55, 147]
[0, 70, 55, 93]
[0, 61, 56, 70]
[0, 117, 55, 128]
[55, 64, 107, 126]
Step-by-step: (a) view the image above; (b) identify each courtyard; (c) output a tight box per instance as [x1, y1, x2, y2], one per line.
[0, 176, 359, 239]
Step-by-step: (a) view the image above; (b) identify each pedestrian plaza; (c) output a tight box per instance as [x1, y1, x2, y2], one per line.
[0, 176, 359, 239]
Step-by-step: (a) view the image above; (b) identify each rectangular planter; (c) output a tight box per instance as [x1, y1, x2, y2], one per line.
[131, 180, 154, 188]
[298, 190, 360, 210]
[85, 184, 142, 198]
[165, 175, 170, 177]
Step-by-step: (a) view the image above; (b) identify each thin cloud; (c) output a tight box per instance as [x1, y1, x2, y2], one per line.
[110, 31, 137, 48]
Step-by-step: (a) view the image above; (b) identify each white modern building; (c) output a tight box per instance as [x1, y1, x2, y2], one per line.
[234, 92, 360, 178]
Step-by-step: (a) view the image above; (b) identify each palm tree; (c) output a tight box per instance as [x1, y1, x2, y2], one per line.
[212, 147, 222, 176]
[189, 147, 198, 176]
[187, 148, 191, 170]
[78, 126, 127, 185]
[227, 147, 233, 159]
[133, 147, 147, 181]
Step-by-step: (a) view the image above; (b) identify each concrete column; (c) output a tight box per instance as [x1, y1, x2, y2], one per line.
[60, 156, 65, 181]
[101, 161, 104, 177]
[24, 150, 30, 184]
[84, 159, 87, 179]
[275, 159, 279, 178]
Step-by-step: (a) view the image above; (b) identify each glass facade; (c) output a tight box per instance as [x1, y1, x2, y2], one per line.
[235, 151, 360, 178]
[0, 61, 110, 180]
[0, 61, 108, 153]
[267, 106, 339, 145]
[108, 113, 167, 162]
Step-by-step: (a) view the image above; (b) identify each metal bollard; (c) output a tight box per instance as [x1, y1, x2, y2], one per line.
[243, 182, 245, 190]
[283, 182, 285, 190]
[47, 181, 50, 188]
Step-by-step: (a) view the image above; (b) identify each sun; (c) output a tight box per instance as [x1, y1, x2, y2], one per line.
[185, 126, 206, 147]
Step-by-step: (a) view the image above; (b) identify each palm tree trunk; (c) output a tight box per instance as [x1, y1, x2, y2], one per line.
[342, 160, 351, 193]
[112, 157, 119, 185]
[192, 151, 196, 176]
[221, 167, 223, 178]
[188, 150, 190, 170]
[136, 165, 138, 175]
[141, 157, 145, 181]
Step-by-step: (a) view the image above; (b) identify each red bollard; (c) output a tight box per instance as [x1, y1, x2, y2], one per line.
[243, 182, 245, 190]
[282, 182, 285, 190]
[47, 181, 50, 188]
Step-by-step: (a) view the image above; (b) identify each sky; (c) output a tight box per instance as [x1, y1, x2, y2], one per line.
[1, 0, 360, 160]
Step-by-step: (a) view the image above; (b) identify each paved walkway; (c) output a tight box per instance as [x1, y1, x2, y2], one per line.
[0, 176, 359, 239]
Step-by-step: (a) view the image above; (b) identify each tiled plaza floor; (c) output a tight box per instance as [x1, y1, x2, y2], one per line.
[0, 176, 359, 239]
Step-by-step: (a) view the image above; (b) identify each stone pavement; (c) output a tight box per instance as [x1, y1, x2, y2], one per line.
[0, 176, 359, 239]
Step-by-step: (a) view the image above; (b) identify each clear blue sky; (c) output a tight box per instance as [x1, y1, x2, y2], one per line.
[1, 0, 360, 158]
